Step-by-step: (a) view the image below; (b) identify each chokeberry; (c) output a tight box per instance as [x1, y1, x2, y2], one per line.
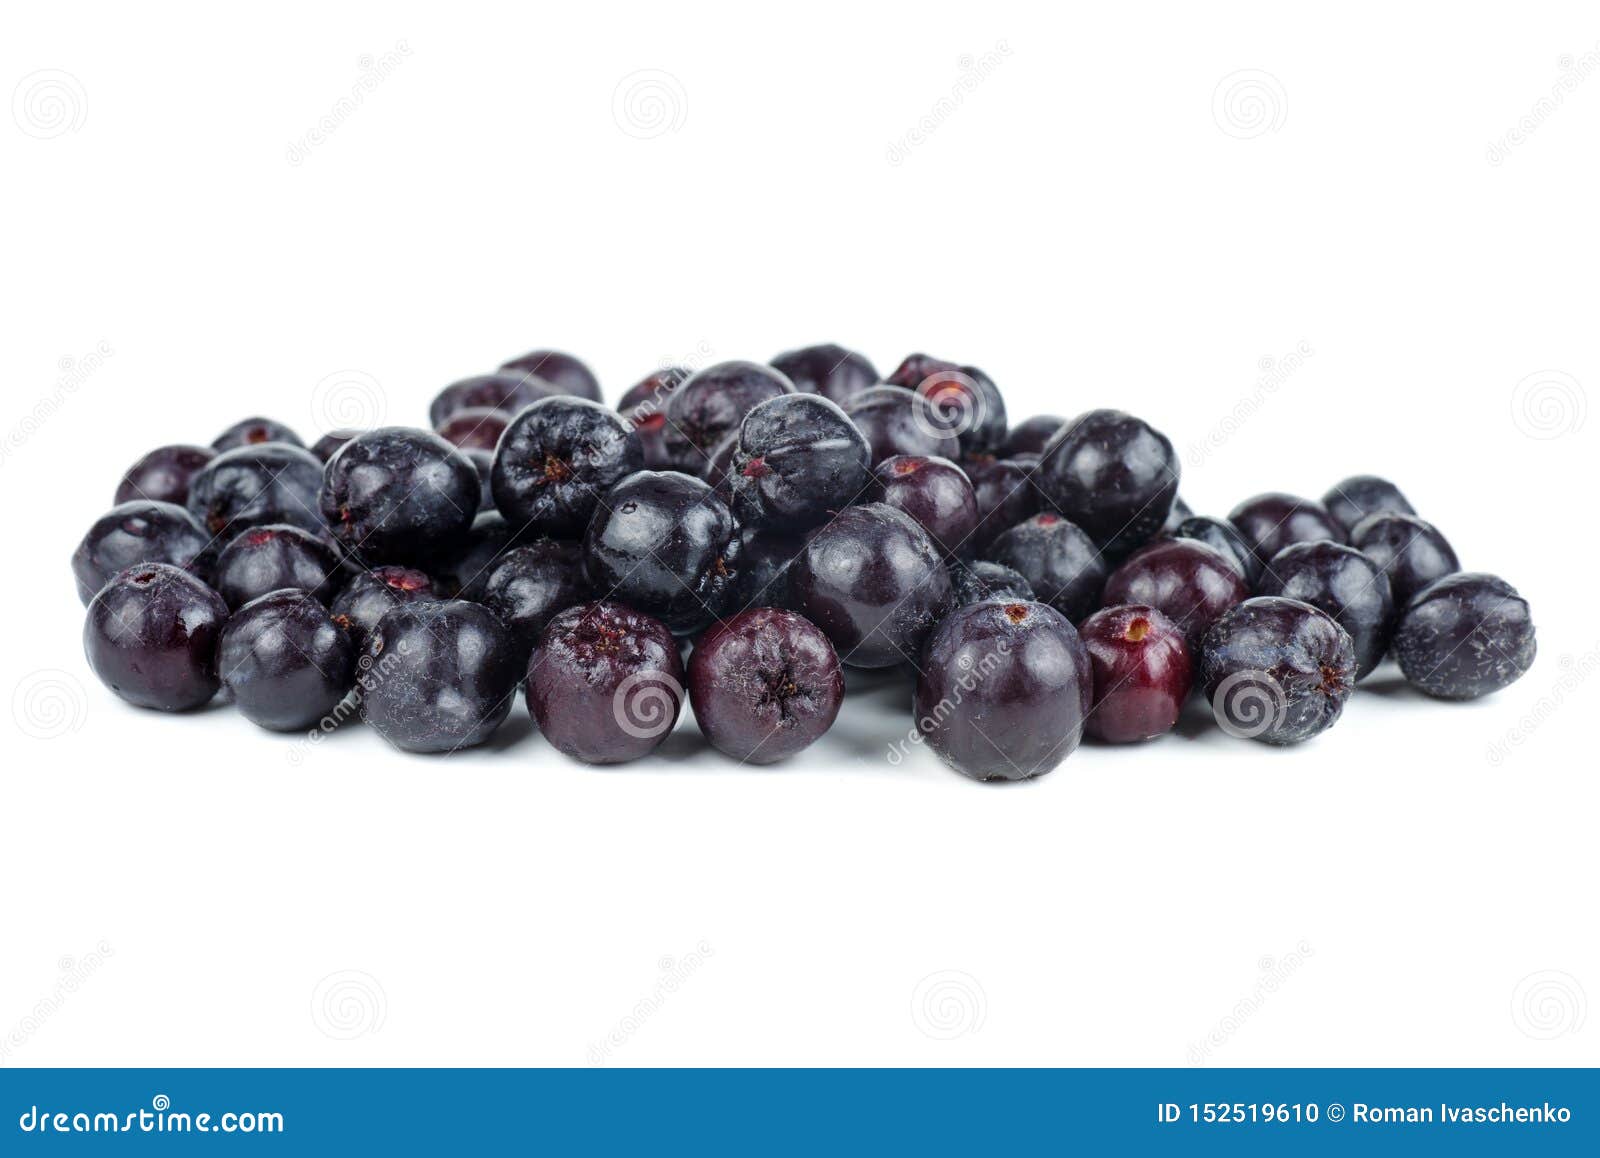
[1100, 538, 1249, 652]
[1000, 415, 1064, 458]
[1323, 474, 1415, 537]
[218, 589, 354, 731]
[482, 540, 590, 668]
[729, 394, 872, 529]
[770, 343, 879, 406]
[869, 455, 979, 558]
[1228, 493, 1346, 565]
[114, 444, 215, 506]
[329, 566, 435, 653]
[1035, 409, 1179, 559]
[1200, 596, 1356, 745]
[491, 397, 642, 537]
[83, 563, 228, 711]
[617, 368, 690, 469]
[320, 427, 480, 565]
[435, 407, 510, 452]
[186, 443, 326, 540]
[726, 528, 806, 611]
[886, 354, 1008, 457]
[949, 560, 1035, 607]
[211, 524, 342, 609]
[963, 457, 1038, 552]
[72, 501, 215, 605]
[1394, 573, 1535, 700]
[311, 430, 359, 463]
[844, 385, 960, 465]
[983, 512, 1106, 623]
[1258, 541, 1394, 679]
[1079, 604, 1192, 743]
[1350, 512, 1460, 606]
[688, 607, 845, 763]
[914, 600, 1091, 780]
[429, 511, 527, 600]
[499, 348, 602, 401]
[1170, 515, 1260, 586]
[428, 372, 556, 428]
[212, 416, 304, 451]
[661, 360, 794, 471]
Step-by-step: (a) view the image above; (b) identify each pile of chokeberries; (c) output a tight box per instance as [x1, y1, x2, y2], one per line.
[74, 344, 1538, 780]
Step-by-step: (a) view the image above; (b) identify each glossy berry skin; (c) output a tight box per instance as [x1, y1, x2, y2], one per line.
[661, 360, 794, 471]
[481, 540, 590, 667]
[498, 349, 602, 402]
[617, 369, 690, 469]
[187, 443, 326, 540]
[914, 600, 1092, 781]
[1323, 474, 1414, 537]
[329, 566, 435, 653]
[1171, 515, 1260, 586]
[1394, 573, 1535, 700]
[464, 448, 495, 509]
[212, 416, 304, 451]
[1035, 409, 1179, 560]
[886, 354, 1008, 457]
[964, 458, 1038, 551]
[72, 501, 215, 605]
[114, 444, 215, 506]
[843, 386, 960, 465]
[769, 343, 879, 406]
[218, 589, 354, 731]
[688, 608, 845, 763]
[527, 601, 684, 764]
[1161, 495, 1194, 534]
[320, 427, 480, 565]
[360, 600, 518, 754]
[491, 397, 642, 536]
[790, 503, 953, 669]
[950, 560, 1034, 607]
[435, 407, 510, 452]
[311, 430, 359, 463]
[1001, 415, 1064, 458]
[1258, 541, 1394, 679]
[726, 528, 806, 611]
[583, 471, 741, 635]
[1350, 513, 1460, 606]
[701, 434, 739, 503]
[870, 455, 979, 558]
[211, 524, 342, 609]
[1100, 538, 1249, 652]
[983, 512, 1106, 624]
[1079, 604, 1193, 743]
[429, 512, 527, 600]
[428, 372, 556, 428]
[83, 563, 228, 711]
[1228, 493, 1346, 565]
[730, 394, 872, 528]
[1200, 596, 1356, 746]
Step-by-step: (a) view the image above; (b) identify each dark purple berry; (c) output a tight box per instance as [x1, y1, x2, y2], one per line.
[218, 589, 354, 731]
[329, 566, 435, 653]
[490, 397, 642, 537]
[428, 372, 556, 428]
[72, 501, 214, 605]
[1228, 492, 1346, 565]
[701, 433, 739, 502]
[1258, 541, 1394, 679]
[1079, 604, 1193, 743]
[1035, 409, 1179, 559]
[983, 512, 1106, 623]
[661, 360, 793, 471]
[114, 444, 215, 506]
[790, 503, 953, 669]
[726, 528, 806, 611]
[582, 471, 741, 634]
[770, 343, 878, 405]
[1161, 495, 1194, 533]
[212, 416, 304, 451]
[1170, 515, 1260, 586]
[914, 600, 1091, 781]
[360, 600, 518, 753]
[435, 407, 510, 452]
[949, 559, 1034, 607]
[1350, 512, 1460, 606]
[963, 457, 1038, 551]
[1394, 573, 1535, 700]
[464, 448, 495, 509]
[1000, 415, 1063, 458]
[429, 511, 528, 600]
[186, 443, 326, 540]
[481, 540, 590, 667]
[730, 394, 871, 528]
[886, 354, 1008, 457]
[1100, 538, 1249, 652]
[311, 430, 359, 463]
[83, 563, 228, 711]
[320, 428, 480, 565]
[869, 455, 979, 558]
[844, 385, 960, 465]
[1323, 474, 1415, 536]
[688, 607, 844, 763]
[498, 349, 602, 402]
[1200, 596, 1356, 746]
[617, 369, 690, 469]
[211, 524, 342, 609]
[527, 601, 684, 763]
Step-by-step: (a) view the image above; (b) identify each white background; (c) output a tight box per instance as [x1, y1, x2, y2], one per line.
[1, 2, 1595, 1067]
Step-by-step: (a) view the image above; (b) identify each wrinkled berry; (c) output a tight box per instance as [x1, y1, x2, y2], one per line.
[1394, 573, 1535, 700]
[72, 501, 215, 605]
[1258, 541, 1394, 679]
[114, 444, 215, 506]
[1350, 512, 1460, 606]
[491, 396, 642, 536]
[1200, 596, 1356, 745]
[83, 563, 228, 711]
[983, 512, 1106, 623]
[1079, 604, 1193, 743]
[218, 589, 354, 731]
[730, 394, 871, 528]
[320, 427, 480, 565]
